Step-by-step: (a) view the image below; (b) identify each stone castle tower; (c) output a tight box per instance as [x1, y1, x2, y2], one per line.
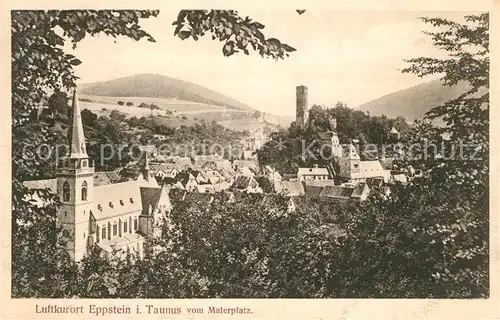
[296, 85, 309, 129]
[56, 89, 95, 261]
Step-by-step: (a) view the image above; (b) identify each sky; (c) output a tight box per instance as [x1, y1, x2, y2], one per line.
[69, 10, 474, 117]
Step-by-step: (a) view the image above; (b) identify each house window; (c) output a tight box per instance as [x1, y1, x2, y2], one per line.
[130, 198, 134, 203]
[83, 233, 86, 238]
[134, 218, 138, 231]
[120, 200, 124, 206]
[102, 226, 106, 239]
[113, 223, 117, 236]
[107, 223, 111, 240]
[129, 217, 132, 232]
[124, 221, 128, 233]
[64, 211, 67, 217]
[82, 160, 87, 167]
[63, 181, 70, 202]
[96, 226, 100, 243]
[119, 220, 122, 237]
[81, 181, 88, 201]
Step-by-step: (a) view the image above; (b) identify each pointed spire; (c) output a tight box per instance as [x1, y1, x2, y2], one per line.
[68, 89, 88, 159]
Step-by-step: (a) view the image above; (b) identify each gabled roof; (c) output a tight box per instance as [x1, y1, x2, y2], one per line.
[140, 187, 162, 215]
[232, 175, 259, 190]
[218, 167, 235, 180]
[215, 160, 232, 171]
[277, 180, 305, 197]
[236, 166, 254, 176]
[204, 170, 223, 184]
[175, 172, 197, 186]
[351, 183, 370, 198]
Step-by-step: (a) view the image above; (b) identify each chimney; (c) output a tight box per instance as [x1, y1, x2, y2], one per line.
[296, 85, 308, 129]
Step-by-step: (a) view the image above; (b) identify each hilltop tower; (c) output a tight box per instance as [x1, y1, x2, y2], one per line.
[296, 85, 309, 129]
[56, 89, 95, 261]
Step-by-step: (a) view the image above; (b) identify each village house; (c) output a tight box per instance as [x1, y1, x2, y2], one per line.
[175, 172, 198, 191]
[297, 165, 331, 181]
[231, 175, 262, 193]
[319, 182, 370, 202]
[338, 144, 391, 183]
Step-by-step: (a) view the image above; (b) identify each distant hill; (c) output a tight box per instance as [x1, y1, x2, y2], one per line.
[79, 73, 254, 112]
[356, 79, 472, 122]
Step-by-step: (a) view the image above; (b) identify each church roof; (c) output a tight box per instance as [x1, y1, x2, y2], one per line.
[358, 161, 386, 178]
[68, 90, 88, 159]
[93, 180, 143, 220]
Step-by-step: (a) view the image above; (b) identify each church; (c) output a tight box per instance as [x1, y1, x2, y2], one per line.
[24, 90, 171, 261]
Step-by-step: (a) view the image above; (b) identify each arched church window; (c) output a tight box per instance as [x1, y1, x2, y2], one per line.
[63, 182, 70, 202]
[81, 181, 88, 201]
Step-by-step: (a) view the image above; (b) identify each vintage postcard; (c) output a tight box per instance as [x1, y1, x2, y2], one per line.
[1, 0, 499, 319]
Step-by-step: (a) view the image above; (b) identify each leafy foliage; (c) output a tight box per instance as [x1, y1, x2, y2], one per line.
[172, 10, 296, 59]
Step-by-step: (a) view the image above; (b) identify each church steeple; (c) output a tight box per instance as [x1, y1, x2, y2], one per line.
[68, 89, 88, 159]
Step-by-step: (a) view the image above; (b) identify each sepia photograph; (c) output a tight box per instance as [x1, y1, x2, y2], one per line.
[6, 3, 494, 312]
